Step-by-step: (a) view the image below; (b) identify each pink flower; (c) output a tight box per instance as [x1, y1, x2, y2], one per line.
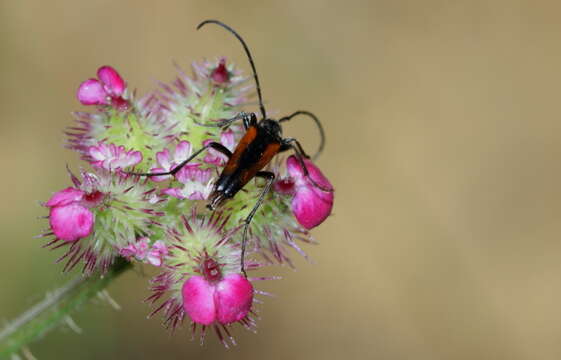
[45, 188, 94, 242]
[77, 66, 129, 110]
[119, 237, 150, 260]
[120, 238, 168, 267]
[286, 156, 334, 229]
[162, 163, 213, 200]
[150, 141, 194, 182]
[203, 129, 236, 166]
[145, 211, 268, 346]
[182, 273, 253, 326]
[88, 142, 143, 171]
[146, 240, 168, 267]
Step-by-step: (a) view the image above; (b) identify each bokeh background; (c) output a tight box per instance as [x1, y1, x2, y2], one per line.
[2, 1, 561, 359]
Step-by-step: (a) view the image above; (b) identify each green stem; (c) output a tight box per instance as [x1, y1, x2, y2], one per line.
[0, 258, 132, 357]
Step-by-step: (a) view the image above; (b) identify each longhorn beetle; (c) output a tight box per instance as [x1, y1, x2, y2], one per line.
[132, 19, 332, 276]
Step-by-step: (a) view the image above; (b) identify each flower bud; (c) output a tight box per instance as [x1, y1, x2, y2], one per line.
[49, 203, 93, 242]
[77, 79, 108, 105]
[210, 58, 230, 84]
[287, 156, 334, 229]
[77, 65, 128, 110]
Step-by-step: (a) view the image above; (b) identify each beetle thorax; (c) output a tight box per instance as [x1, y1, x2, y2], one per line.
[259, 119, 282, 138]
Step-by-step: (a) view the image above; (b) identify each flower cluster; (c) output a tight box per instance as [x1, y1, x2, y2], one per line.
[41, 60, 334, 346]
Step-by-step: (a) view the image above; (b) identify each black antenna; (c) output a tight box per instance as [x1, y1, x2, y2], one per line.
[279, 110, 325, 160]
[197, 20, 267, 120]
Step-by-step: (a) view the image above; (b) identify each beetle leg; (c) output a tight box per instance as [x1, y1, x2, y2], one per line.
[278, 110, 325, 161]
[280, 138, 334, 193]
[280, 137, 311, 158]
[239, 171, 275, 277]
[126, 142, 232, 177]
[193, 111, 256, 130]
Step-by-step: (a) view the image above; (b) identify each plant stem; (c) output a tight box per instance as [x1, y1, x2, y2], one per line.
[0, 258, 132, 357]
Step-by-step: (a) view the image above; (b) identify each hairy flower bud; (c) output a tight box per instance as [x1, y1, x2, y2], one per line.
[41, 170, 165, 273]
[146, 211, 268, 347]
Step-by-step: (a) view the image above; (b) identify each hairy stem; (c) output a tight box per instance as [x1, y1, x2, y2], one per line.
[0, 258, 132, 357]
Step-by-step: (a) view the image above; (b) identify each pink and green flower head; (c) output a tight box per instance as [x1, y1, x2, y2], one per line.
[35, 44, 336, 350]
[147, 211, 271, 347]
[41, 169, 165, 273]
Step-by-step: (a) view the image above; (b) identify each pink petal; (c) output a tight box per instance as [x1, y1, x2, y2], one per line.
[135, 237, 150, 259]
[182, 276, 217, 325]
[287, 156, 333, 190]
[119, 243, 137, 258]
[97, 66, 125, 96]
[46, 187, 84, 207]
[215, 274, 254, 324]
[132, 151, 142, 164]
[147, 241, 168, 266]
[291, 186, 334, 229]
[88, 144, 107, 161]
[203, 139, 227, 166]
[175, 163, 209, 184]
[220, 129, 236, 151]
[156, 149, 172, 170]
[49, 204, 94, 242]
[187, 191, 206, 200]
[146, 253, 163, 267]
[88, 143, 142, 170]
[152, 240, 168, 254]
[174, 141, 192, 163]
[77, 79, 108, 105]
[116, 150, 142, 168]
[161, 188, 186, 199]
[149, 167, 169, 182]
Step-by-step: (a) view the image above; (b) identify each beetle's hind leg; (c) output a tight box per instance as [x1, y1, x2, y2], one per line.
[126, 142, 232, 178]
[193, 111, 256, 130]
[239, 171, 275, 277]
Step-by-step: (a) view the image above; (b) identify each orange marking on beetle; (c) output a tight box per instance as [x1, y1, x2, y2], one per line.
[238, 142, 281, 186]
[256, 142, 281, 170]
[223, 126, 258, 174]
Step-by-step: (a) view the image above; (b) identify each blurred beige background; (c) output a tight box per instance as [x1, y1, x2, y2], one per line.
[2, 0, 561, 359]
